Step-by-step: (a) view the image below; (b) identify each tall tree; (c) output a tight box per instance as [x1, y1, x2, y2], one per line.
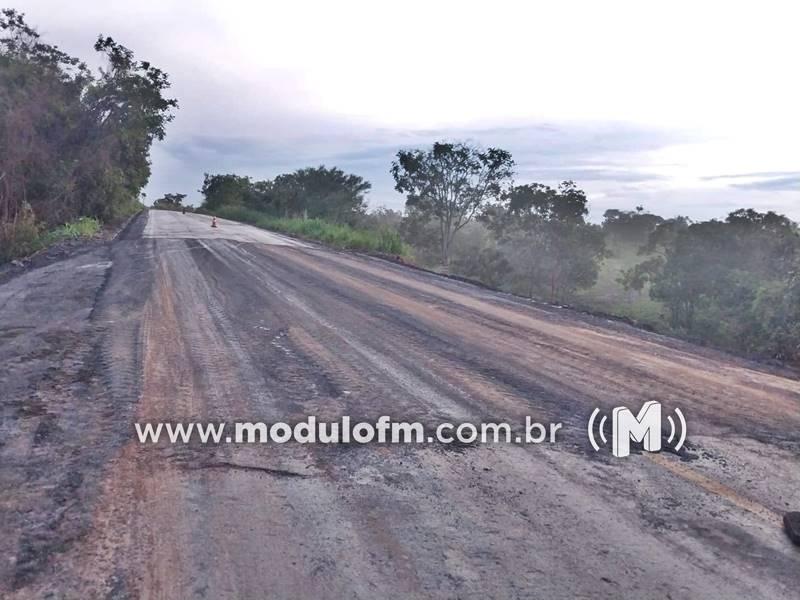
[152, 192, 186, 210]
[270, 166, 370, 223]
[0, 9, 176, 252]
[199, 174, 254, 211]
[0, 9, 92, 229]
[484, 181, 605, 302]
[643, 209, 800, 340]
[391, 142, 514, 266]
[602, 208, 664, 246]
[80, 36, 178, 220]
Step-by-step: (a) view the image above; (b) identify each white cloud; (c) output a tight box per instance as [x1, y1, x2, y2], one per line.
[12, 0, 800, 218]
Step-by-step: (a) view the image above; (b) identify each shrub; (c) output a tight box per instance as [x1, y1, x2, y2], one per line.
[0, 216, 101, 263]
[0, 209, 42, 262]
[213, 206, 406, 255]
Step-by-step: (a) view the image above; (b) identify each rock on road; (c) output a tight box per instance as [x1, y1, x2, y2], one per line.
[1, 209, 799, 599]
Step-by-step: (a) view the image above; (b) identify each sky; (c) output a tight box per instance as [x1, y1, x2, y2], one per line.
[13, 0, 800, 221]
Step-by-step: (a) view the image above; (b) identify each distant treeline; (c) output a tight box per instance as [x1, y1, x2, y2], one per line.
[3, 8, 794, 363]
[198, 167, 371, 224]
[0, 9, 176, 260]
[611, 208, 799, 361]
[453, 204, 799, 364]
[197, 141, 800, 364]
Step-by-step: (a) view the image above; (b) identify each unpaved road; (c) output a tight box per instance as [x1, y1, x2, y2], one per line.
[2, 209, 799, 599]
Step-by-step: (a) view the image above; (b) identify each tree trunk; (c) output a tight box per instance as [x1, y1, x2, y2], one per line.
[439, 218, 451, 269]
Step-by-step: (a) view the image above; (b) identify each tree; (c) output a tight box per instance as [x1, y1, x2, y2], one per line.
[198, 167, 370, 223]
[483, 181, 605, 302]
[648, 220, 735, 331]
[78, 36, 177, 221]
[448, 222, 511, 288]
[1, 9, 92, 230]
[358, 206, 403, 230]
[199, 174, 255, 211]
[724, 208, 797, 275]
[749, 267, 800, 362]
[645, 210, 800, 338]
[152, 193, 186, 210]
[617, 256, 664, 295]
[602, 208, 664, 246]
[391, 142, 514, 266]
[270, 166, 370, 223]
[0, 9, 176, 255]
[398, 206, 442, 265]
[640, 216, 690, 255]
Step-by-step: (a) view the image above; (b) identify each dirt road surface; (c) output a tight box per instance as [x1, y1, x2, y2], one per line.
[2, 210, 799, 599]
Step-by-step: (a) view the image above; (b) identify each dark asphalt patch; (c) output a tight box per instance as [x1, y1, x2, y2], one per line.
[785, 512, 800, 546]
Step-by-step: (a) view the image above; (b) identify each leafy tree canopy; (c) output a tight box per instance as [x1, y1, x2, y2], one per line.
[602, 207, 664, 245]
[0, 9, 177, 240]
[391, 142, 514, 265]
[152, 193, 187, 210]
[482, 181, 605, 302]
[199, 166, 370, 224]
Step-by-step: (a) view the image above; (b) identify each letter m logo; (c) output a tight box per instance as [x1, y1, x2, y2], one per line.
[612, 401, 662, 458]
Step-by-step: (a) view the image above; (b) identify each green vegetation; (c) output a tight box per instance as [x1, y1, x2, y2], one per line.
[574, 242, 666, 326]
[481, 181, 606, 302]
[391, 142, 514, 265]
[199, 164, 401, 254]
[638, 210, 800, 360]
[47, 216, 101, 240]
[204, 137, 800, 365]
[0, 9, 176, 263]
[445, 204, 800, 364]
[2, 10, 791, 364]
[213, 206, 406, 255]
[200, 166, 369, 223]
[385, 142, 800, 364]
[0, 216, 100, 262]
[152, 193, 189, 212]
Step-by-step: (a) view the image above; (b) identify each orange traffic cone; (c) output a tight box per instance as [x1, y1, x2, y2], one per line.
[211, 216, 218, 228]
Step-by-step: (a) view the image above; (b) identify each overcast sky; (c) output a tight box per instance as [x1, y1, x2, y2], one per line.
[14, 0, 800, 220]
